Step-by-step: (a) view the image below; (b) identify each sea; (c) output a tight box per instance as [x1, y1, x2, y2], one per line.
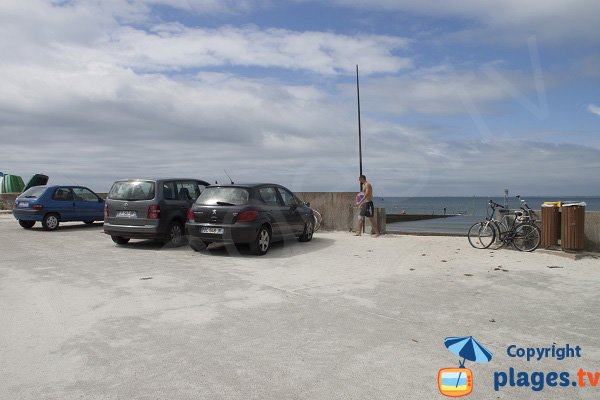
[379, 196, 600, 235]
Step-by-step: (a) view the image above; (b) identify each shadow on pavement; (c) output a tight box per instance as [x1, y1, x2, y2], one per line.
[200, 236, 336, 259]
[25, 222, 105, 232]
[112, 235, 336, 258]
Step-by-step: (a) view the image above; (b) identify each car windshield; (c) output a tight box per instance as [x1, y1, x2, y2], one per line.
[108, 181, 155, 201]
[196, 187, 249, 206]
[20, 186, 46, 198]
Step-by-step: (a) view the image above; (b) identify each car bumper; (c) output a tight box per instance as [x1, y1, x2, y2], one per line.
[103, 222, 164, 239]
[12, 209, 44, 221]
[186, 222, 258, 244]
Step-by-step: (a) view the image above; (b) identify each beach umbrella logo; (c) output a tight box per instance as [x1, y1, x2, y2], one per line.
[438, 336, 493, 397]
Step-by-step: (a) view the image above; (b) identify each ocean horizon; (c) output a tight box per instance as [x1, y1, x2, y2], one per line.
[378, 196, 600, 234]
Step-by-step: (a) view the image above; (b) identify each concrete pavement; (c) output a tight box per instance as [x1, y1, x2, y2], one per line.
[0, 216, 598, 399]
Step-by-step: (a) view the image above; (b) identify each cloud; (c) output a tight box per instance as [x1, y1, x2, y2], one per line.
[320, 0, 600, 45]
[360, 71, 509, 115]
[587, 104, 600, 117]
[142, 0, 265, 14]
[1, 59, 598, 197]
[0, 0, 407, 192]
[0, 1, 410, 76]
[0, 60, 362, 191]
[93, 24, 411, 75]
[339, 67, 548, 116]
[0, 0, 598, 196]
[360, 132, 600, 196]
[46, 0, 264, 20]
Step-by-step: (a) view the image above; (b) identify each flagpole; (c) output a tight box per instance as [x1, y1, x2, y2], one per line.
[356, 65, 365, 234]
[356, 64, 363, 191]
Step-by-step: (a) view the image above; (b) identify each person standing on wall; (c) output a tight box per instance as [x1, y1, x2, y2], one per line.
[355, 175, 380, 237]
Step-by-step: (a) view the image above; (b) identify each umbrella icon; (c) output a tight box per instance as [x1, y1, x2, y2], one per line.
[444, 336, 493, 389]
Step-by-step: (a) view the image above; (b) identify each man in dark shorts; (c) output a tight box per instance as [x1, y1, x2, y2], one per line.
[355, 175, 380, 237]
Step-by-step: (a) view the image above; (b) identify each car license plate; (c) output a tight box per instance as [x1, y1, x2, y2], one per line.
[18, 202, 29, 208]
[201, 227, 224, 234]
[116, 210, 137, 218]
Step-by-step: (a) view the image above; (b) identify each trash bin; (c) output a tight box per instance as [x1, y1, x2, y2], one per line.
[541, 202, 561, 248]
[561, 202, 586, 251]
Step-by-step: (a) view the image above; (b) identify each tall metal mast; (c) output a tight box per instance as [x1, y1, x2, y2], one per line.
[356, 65, 363, 191]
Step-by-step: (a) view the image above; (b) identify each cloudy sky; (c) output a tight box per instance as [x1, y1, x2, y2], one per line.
[1, 0, 599, 196]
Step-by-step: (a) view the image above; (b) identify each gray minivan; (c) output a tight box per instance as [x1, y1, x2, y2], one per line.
[104, 178, 209, 246]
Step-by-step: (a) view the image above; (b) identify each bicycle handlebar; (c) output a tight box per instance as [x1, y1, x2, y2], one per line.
[489, 197, 532, 209]
[488, 200, 505, 208]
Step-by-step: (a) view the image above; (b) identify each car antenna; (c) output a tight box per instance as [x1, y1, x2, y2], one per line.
[63, 175, 79, 186]
[224, 170, 234, 184]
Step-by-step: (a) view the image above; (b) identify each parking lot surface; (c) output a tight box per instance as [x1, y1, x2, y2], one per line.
[1, 216, 599, 399]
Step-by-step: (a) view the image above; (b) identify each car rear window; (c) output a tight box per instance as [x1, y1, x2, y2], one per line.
[20, 186, 46, 199]
[196, 187, 249, 206]
[108, 181, 155, 201]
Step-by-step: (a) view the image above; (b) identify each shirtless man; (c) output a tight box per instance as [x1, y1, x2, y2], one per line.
[355, 175, 380, 237]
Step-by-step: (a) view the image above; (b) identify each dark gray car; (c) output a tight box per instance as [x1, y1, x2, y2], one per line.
[185, 183, 314, 255]
[104, 178, 209, 246]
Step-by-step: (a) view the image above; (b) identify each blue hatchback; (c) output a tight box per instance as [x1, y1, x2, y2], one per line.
[13, 185, 105, 230]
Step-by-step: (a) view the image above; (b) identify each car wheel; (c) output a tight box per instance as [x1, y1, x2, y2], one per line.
[189, 239, 207, 252]
[42, 213, 60, 231]
[84, 220, 94, 224]
[111, 236, 130, 245]
[165, 221, 186, 247]
[18, 220, 35, 229]
[299, 219, 314, 242]
[250, 225, 271, 256]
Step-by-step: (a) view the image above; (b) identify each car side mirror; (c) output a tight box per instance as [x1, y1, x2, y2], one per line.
[304, 202, 310, 208]
[98, 198, 104, 203]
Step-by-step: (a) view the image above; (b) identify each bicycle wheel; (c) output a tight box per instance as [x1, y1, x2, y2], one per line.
[489, 221, 507, 250]
[512, 223, 541, 252]
[468, 222, 495, 249]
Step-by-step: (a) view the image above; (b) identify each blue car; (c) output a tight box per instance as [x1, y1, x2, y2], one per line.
[13, 185, 105, 230]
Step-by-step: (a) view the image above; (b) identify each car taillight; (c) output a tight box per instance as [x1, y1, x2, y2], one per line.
[148, 204, 160, 219]
[104, 204, 109, 218]
[236, 210, 258, 223]
[32, 204, 43, 211]
[186, 208, 194, 222]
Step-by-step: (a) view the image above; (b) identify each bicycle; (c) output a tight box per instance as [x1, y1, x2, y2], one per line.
[468, 197, 541, 252]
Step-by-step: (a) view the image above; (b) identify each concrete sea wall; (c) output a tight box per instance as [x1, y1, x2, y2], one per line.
[0, 193, 18, 210]
[295, 192, 385, 233]
[295, 192, 355, 231]
[585, 212, 600, 251]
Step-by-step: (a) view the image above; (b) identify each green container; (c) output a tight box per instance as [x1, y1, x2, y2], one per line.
[0, 174, 25, 193]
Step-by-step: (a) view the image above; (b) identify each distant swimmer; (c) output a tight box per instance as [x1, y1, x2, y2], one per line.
[355, 175, 380, 237]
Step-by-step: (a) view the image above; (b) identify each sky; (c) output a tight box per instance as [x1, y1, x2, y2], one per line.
[0, 0, 599, 196]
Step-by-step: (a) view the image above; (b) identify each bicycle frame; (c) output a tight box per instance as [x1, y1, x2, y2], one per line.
[468, 197, 541, 251]
[484, 200, 535, 244]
